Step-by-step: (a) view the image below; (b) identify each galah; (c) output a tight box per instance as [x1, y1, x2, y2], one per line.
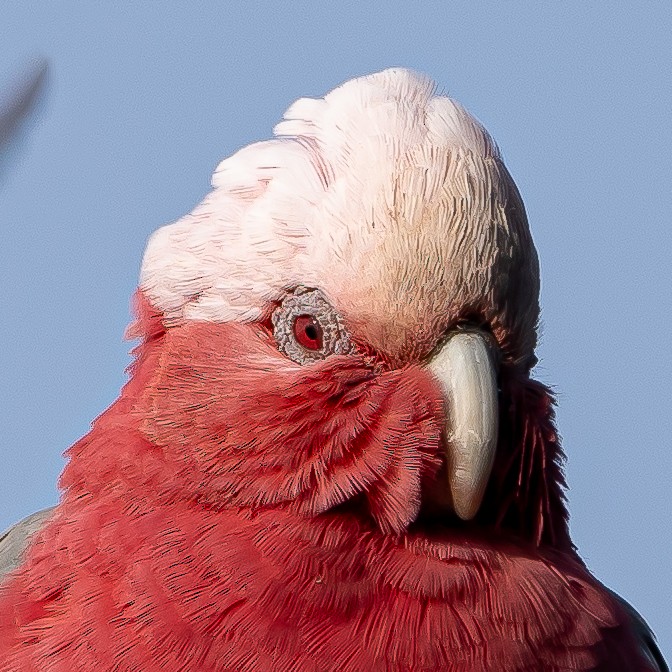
[0, 68, 666, 672]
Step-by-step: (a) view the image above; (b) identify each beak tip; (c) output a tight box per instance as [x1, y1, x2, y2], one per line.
[453, 499, 482, 521]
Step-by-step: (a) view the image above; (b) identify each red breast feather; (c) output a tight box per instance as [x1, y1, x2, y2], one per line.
[0, 293, 650, 671]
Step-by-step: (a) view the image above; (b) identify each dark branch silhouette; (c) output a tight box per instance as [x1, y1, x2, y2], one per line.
[0, 58, 49, 182]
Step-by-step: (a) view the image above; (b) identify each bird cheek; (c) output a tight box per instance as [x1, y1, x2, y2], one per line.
[129, 320, 450, 533]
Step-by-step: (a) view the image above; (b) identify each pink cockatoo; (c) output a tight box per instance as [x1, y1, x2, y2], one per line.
[0, 68, 666, 672]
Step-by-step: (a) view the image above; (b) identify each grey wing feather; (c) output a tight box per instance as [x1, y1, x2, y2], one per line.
[0, 507, 55, 582]
[607, 588, 669, 672]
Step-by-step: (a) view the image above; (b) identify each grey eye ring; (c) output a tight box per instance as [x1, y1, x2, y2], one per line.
[271, 287, 354, 365]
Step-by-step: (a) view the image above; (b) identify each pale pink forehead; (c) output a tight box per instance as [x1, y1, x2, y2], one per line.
[139, 69, 518, 359]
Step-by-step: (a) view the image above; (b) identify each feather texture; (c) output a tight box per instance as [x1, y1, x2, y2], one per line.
[0, 69, 662, 670]
[0, 294, 653, 670]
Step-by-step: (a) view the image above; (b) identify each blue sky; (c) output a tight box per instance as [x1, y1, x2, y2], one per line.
[1, 1, 670, 660]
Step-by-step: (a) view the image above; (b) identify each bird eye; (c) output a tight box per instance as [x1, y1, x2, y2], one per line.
[272, 288, 354, 364]
[293, 314, 323, 351]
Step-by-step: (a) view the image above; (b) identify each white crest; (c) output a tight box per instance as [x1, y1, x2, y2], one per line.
[140, 68, 502, 327]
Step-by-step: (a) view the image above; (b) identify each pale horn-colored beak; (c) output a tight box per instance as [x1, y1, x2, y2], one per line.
[426, 330, 499, 521]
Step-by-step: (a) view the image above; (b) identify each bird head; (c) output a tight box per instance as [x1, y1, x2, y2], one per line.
[65, 69, 568, 550]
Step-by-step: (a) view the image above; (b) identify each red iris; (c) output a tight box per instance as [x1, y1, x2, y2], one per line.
[293, 314, 323, 350]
